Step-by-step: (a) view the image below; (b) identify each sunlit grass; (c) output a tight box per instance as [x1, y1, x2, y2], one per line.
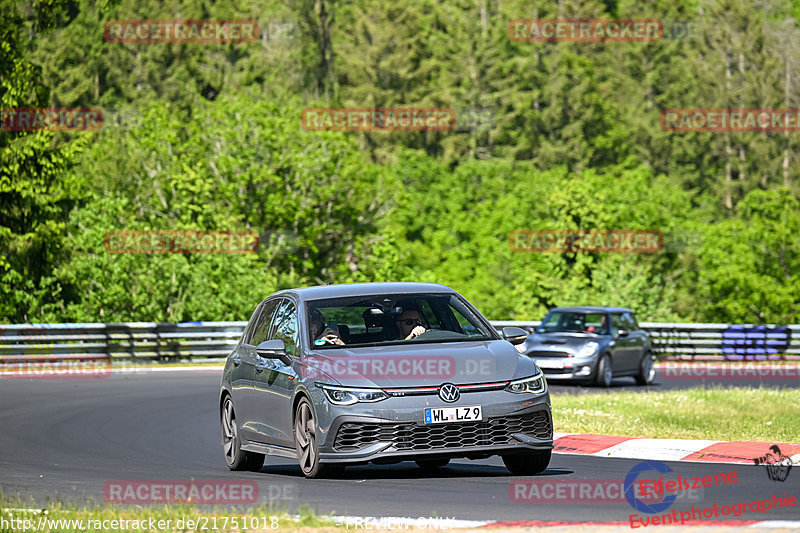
[550, 386, 800, 442]
[0, 496, 338, 533]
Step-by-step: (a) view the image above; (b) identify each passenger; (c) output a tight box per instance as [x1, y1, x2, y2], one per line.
[310, 308, 345, 345]
[586, 315, 608, 334]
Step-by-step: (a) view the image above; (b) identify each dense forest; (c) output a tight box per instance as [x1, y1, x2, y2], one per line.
[2, 0, 799, 324]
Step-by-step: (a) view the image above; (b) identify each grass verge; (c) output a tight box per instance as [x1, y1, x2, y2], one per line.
[550, 386, 800, 442]
[0, 499, 337, 533]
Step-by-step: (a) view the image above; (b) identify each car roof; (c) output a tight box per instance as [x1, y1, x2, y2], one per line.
[269, 282, 456, 302]
[548, 306, 633, 313]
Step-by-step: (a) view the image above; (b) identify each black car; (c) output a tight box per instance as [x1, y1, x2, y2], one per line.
[521, 306, 654, 387]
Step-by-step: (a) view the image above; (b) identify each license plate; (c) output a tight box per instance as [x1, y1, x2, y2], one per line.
[424, 406, 482, 424]
[534, 359, 564, 369]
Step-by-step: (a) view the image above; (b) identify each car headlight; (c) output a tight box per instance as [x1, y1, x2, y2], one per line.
[505, 372, 547, 394]
[577, 342, 599, 358]
[316, 384, 389, 406]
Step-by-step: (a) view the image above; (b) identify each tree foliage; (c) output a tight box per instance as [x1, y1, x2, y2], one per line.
[2, 0, 799, 323]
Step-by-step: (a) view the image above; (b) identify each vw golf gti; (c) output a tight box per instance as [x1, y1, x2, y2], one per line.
[219, 282, 553, 477]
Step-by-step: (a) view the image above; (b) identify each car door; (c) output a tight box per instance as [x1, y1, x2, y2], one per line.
[610, 312, 638, 372]
[608, 313, 633, 372]
[251, 298, 300, 447]
[624, 312, 647, 369]
[237, 298, 280, 442]
[226, 303, 262, 440]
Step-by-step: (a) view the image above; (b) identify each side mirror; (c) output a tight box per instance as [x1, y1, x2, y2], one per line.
[256, 339, 288, 362]
[617, 329, 630, 338]
[502, 326, 529, 346]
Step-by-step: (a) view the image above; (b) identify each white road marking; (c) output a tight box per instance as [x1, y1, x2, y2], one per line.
[592, 438, 721, 461]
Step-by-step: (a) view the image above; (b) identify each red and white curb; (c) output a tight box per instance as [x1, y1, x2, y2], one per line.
[481, 519, 800, 528]
[552, 433, 800, 466]
[324, 517, 800, 529]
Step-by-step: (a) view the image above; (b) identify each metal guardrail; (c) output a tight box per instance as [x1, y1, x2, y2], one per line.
[0, 321, 797, 363]
[0, 322, 246, 363]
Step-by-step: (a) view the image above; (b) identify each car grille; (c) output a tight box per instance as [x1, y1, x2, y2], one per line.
[528, 350, 571, 358]
[333, 410, 552, 452]
[540, 367, 572, 374]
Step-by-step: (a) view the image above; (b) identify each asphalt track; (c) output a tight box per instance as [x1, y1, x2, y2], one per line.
[0, 370, 798, 524]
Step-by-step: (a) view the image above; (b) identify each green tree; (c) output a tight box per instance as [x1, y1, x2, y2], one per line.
[0, 0, 89, 322]
[693, 188, 800, 323]
[46, 93, 388, 321]
[32, 0, 304, 110]
[374, 150, 698, 321]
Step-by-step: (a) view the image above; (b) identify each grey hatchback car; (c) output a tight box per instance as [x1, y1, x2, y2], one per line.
[521, 306, 655, 387]
[219, 282, 553, 478]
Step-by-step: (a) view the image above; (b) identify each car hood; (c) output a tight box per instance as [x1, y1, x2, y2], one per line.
[302, 339, 537, 388]
[523, 332, 609, 354]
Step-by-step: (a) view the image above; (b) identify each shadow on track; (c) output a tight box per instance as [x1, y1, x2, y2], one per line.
[255, 462, 573, 480]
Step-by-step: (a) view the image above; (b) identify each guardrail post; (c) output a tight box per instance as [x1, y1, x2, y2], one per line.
[103, 323, 112, 364]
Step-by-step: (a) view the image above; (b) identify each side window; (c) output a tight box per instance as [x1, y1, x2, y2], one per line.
[271, 300, 299, 357]
[615, 313, 635, 331]
[622, 312, 638, 331]
[610, 314, 624, 332]
[250, 300, 280, 346]
[242, 305, 263, 344]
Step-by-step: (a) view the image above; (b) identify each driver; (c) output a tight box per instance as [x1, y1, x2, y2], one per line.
[394, 302, 427, 340]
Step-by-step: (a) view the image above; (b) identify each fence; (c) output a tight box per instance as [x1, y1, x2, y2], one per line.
[0, 321, 798, 364]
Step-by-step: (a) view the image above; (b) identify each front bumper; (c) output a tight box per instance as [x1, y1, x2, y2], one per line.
[530, 357, 596, 380]
[317, 399, 553, 464]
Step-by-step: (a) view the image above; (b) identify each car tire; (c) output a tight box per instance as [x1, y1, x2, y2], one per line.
[502, 450, 551, 475]
[635, 352, 656, 386]
[221, 396, 265, 472]
[294, 397, 344, 478]
[594, 354, 613, 387]
[415, 458, 450, 470]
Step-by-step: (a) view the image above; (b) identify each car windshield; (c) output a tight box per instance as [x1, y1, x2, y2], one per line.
[307, 293, 495, 347]
[536, 312, 609, 335]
